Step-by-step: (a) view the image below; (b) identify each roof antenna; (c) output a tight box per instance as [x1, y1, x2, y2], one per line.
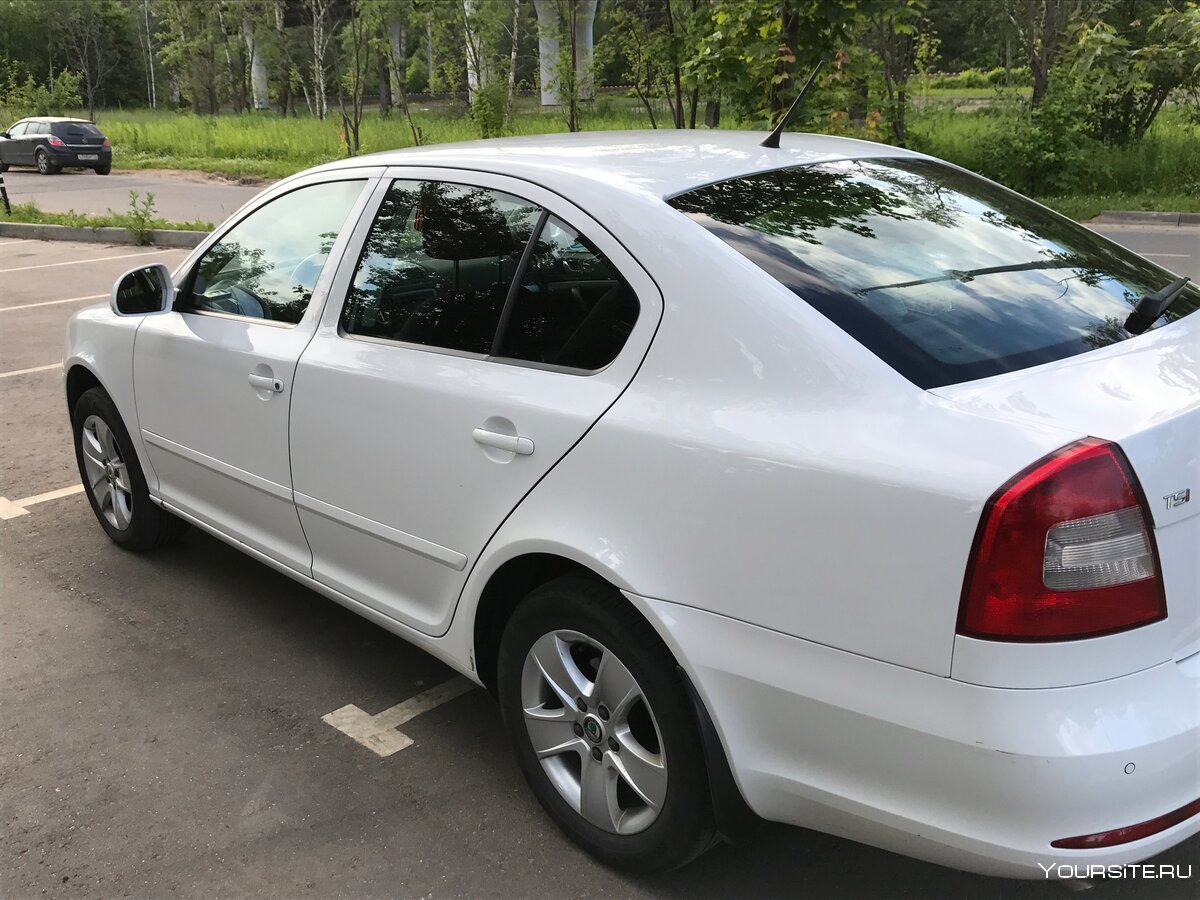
[760, 60, 825, 149]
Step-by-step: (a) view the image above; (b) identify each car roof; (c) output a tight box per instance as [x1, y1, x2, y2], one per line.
[20, 116, 96, 124]
[307, 130, 927, 201]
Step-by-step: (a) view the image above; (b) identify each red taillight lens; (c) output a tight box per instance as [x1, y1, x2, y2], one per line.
[1052, 797, 1200, 848]
[48, 135, 65, 147]
[102, 138, 110, 148]
[958, 438, 1166, 641]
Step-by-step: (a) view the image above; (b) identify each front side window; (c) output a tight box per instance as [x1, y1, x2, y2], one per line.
[494, 216, 640, 370]
[342, 180, 541, 354]
[8, 122, 27, 137]
[670, 158, 1199, 388]
[183, 179, 366, 325]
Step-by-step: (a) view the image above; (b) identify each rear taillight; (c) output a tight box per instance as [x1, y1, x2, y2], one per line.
[958, 438, 1166, 641]
[48, 135, 65, 147]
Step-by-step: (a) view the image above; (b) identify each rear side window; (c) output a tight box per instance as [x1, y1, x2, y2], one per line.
[28, 122, 48, 135]
[670, 158, 1199, 388]
[494, 216, 639, 370]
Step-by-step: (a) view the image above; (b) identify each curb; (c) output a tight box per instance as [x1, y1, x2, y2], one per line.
[1098, 210, 1199, 226]
[0, 221, 208, 247]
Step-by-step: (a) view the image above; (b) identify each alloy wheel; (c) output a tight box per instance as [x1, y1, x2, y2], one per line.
[520, 629, 667, 835]
[80, 414, 133, 530]
[36, 150, 49, 174]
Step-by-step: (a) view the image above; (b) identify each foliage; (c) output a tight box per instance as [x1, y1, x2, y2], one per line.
[0, 65, 82, 116]
[1065, 0, 1200, 144]
[124, 189, 158, 244]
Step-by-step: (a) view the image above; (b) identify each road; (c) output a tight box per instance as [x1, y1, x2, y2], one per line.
[1, 235, 1197, 899]
[0, 169, 263, 227]
[1090, 222, 1200, 281]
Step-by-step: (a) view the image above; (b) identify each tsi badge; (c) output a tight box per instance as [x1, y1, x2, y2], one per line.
[1164, 488, 1191, 510]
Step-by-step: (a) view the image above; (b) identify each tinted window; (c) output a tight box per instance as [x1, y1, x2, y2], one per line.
[53, 122, 103, 139]
[670, 158, 1199, 388]
[342, 180, 541, 354]
[185, 179, 365, 324]
[495, 216, 639, 370]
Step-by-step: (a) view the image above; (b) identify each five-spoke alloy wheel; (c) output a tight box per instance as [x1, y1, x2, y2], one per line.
[498, 576, 717, 872]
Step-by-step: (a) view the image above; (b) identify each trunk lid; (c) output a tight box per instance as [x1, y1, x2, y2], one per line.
[934, 314, 1200, 676]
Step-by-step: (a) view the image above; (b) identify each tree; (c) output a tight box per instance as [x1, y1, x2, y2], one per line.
[1069, 0, 1200, 142]
[1007, 0, 1073, 107]
[533, 0, 594, 112]
[863, 0, 924, 146]
[310, 0, 338, 119]
[58, 0, 120, 120]
[334, 0, 371, 154]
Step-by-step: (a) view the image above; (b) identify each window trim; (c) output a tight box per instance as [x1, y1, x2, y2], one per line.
[335, 180, 633, 377]
[176, 175, 373, 329]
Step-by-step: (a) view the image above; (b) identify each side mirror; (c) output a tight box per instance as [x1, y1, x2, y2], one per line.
[111, 263, 175, 316]
[0, 132, 9, 140]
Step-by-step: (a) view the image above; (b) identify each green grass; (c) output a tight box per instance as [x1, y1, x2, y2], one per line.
[4, 97, 1194, 221]
[1, 200, 212, 232]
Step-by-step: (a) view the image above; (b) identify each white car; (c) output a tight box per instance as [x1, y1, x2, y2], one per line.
[64, 131, 1199, 878]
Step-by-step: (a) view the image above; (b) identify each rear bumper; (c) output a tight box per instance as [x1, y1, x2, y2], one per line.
[631, 595, 1200, 878]
[48, 147, 111, 167]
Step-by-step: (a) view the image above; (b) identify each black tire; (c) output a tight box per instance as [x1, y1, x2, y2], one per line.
[72, 386, 188, 551]
[35, 148, 60, 175]
[95, 165, 111, 175]
[0, 161, 8, 172]
[498, 576, 718, 873]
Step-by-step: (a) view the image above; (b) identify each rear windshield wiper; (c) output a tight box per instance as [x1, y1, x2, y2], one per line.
[854, 257, 1084, 296]
[1124, 276, 1191, 335]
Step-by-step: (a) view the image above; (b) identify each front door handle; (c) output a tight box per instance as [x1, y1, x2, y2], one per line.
[472, 428, 534, 456]
[248, 372, 284, 393]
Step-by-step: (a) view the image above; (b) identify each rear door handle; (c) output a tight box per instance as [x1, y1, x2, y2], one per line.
[248, 373, 284, 393]
[472, 428, 534, 455]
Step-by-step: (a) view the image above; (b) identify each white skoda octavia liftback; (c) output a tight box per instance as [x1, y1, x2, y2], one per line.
[65, 132, 1199, 877]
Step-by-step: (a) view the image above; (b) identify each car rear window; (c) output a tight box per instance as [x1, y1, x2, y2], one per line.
[52, 122, 103, 139]
[669, 158, 1198, 389]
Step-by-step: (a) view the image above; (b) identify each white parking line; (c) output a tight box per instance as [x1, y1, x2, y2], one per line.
[0, 238, 35, 247]
[0, 484, 85, 520]
[0, 293, 106, 313]
[0, 250, 177, 275]
[322, 677, 477, 756]
[1141, 253, 1189, 259]
[0, 363, 60, 379]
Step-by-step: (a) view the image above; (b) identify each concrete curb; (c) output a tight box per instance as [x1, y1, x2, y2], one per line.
[0, 221, 208, 247]
[1099, 210, 1199, 226]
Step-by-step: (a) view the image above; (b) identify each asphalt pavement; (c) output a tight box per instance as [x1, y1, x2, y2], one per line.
[1, 234, 1197, 899]
[0, 169, 263, 227]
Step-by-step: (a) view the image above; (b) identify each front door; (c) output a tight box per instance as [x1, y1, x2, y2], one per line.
[290, 169, 661, 634]
[133, 174, 375, 572]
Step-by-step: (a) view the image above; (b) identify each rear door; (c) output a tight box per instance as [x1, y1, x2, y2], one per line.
[290, 168, 661, 634]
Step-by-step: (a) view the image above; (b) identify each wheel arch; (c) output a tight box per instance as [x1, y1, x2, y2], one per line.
[65, 362, 103, 415]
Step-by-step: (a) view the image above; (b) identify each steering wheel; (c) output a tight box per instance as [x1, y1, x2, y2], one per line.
[289, 253, 328, 293]
[205, 278, 273, 320]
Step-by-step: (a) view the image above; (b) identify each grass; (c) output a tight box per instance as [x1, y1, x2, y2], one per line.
[1, 200, 212, 232]
[3, 95, 1195, 221]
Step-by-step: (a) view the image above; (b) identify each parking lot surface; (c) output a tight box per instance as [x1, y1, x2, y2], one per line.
[1, 169, 262, 226]
[1, 236, 1196, 899]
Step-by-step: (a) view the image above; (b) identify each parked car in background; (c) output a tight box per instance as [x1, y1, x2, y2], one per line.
[0, 116, 112, 175]
[63, 131, 1199, 878]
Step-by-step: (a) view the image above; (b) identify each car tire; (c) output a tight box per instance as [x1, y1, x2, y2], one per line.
[95, 165, 111, 175]
[72, 386, 188, 551]
[0, 161, 8, 173]
[35, 148, 60, 175]
[497, 575, 718, 873]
